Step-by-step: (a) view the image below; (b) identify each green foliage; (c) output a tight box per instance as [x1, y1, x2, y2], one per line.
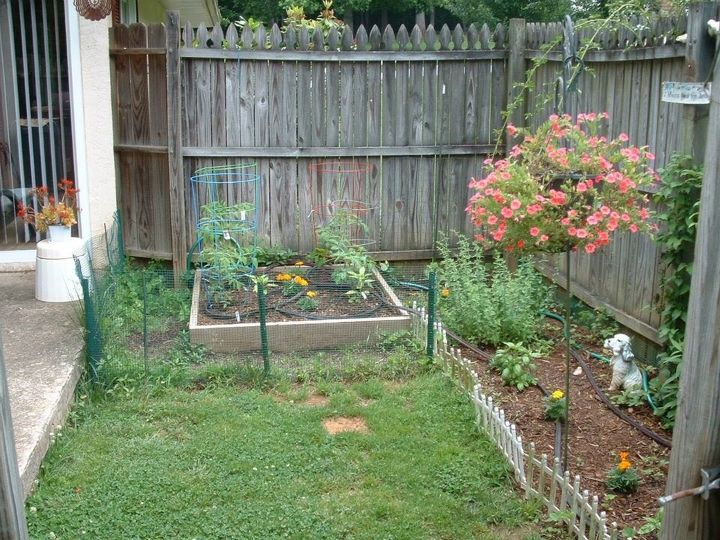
[572, 304, 619, 342]
[377, 331, 425, 355]
[651, 154, 703, 429]
[167, 330, 209, 366]
[296, 295, 319, 311]
[648, 336, 683, 430]
[654, 154, 702, 347]
[436, 235, 551, 347]
[606, 463, 640, 494]
[27, 373, 538, 539]
[543, 392, 566, 422]
[490, 342, 539, 391]
[316, 209, 376, 302]
[610, 387, 645, 409]
[254, 244, 299, 266]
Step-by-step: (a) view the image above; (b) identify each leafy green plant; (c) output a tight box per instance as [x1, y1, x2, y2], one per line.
[610, 388, 646, 409]
[651, 154, 703, 429]
[377, 331, 424, 354]
[572, 305, 619, 342]
[606, 452, 640, 494]
[436, 235, 551, 347]
[297, 292, 319, 311]
[490, 342, 539, 391]
[543, 390, 566, 422]
[345, 265, 374, 302]
[168, 330, 208, 366]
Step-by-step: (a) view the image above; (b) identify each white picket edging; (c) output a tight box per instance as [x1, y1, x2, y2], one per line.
[411, 309, 618, 540]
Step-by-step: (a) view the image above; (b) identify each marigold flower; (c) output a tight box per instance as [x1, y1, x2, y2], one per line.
[276, 273, 292, 282]
[618, 451, 630, 461]
[294, 276, 309, 287]
[551, 390, 564, 400]
[306, 290, 317, 298]
[618, 459, 632, 472]
[295, 261, 305, 266]
[440, 287, 450, 298]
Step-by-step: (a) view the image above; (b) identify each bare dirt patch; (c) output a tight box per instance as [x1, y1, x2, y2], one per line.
[359, 398, 375, 407]
[305, 394, 330, 406]
[323, 416, 369, 435]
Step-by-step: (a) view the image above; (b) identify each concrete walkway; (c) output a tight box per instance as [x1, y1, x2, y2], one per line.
[0, 272, 83, 497]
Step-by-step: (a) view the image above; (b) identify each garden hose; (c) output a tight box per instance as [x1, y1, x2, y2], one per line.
[542, 310, 660, 413]
[387, 300, 670, 448]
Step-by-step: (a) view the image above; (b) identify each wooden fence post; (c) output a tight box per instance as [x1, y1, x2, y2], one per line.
[0, 331, 29, 539]
[505, 18, 526, 154]
[682, 2, 718, 164]
[660, 22, 720, 536]
[166, 11, 187, 281]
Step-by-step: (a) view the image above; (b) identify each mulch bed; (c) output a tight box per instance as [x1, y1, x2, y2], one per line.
[456, 318, 670, 534]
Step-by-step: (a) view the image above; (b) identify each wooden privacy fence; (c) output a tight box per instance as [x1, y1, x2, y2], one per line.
[412, 308, 621, 540]
[110, 13, 687, 345]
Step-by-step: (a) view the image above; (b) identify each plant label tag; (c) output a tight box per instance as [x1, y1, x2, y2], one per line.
[240, 210, 247, 221]
[223, 230, 231, 240]
[235, 310, 240, 322]
[661, 82, 711, 104]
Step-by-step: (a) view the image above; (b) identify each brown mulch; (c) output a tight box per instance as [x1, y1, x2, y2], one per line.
[458, 318, 670, 533]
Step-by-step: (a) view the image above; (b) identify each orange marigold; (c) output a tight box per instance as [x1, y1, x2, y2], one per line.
[276, 273, 292, 282]
[294, 276, 309, 287]
[618, 459, 632, 472]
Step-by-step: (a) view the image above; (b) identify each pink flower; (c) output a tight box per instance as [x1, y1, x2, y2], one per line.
[629, 223, 639, 233]
[510, 199, 522, 210]
[600, 206, 611, 216]
[587, 215, 599, 225]
[575, 228, 588, 238]
[576, 182, 588, 193]
[492, 230, 505, 241]
[618, 133, 629, 142]
[507, 124, 518, 136]
[501, 207, 514, 218]
[584, 243, 597, 254]
[645, 151, 655, 160]
[639, 208, 649, 220]
[487, 215, 498, 225]
[529, 227, 540, 237]
[621, 213, 631, 222]
[540, 234, 549, 242]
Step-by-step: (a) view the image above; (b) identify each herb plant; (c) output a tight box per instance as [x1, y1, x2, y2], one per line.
[544, 390, 567, 422]
[490, 342, 540, 391]
[436, 235, 551, 347]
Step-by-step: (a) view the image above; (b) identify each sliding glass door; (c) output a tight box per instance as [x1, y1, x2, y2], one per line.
[0, 0, 74, 249]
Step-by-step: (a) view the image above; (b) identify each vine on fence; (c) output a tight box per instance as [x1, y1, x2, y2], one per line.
[650, 154, 703, 429]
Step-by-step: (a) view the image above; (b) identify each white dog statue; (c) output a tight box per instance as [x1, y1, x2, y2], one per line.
[603, 333, 642, 392]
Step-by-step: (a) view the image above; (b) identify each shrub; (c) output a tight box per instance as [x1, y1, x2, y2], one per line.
[436, 235, 551, 346]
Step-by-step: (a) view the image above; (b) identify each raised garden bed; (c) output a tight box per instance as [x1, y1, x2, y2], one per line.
[189, 266, 411, 353]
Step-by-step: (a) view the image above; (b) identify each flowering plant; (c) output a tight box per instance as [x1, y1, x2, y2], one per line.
[606, 451, 640, 493]
[466, 113, 655, 254]
[543, 389, 567, 422]
[16, 179, 79, 232]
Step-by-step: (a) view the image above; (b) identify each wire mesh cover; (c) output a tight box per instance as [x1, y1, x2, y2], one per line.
[191, 163, 260, 276]
[74, 0, 112, 20]
[310, 200, 378, 248]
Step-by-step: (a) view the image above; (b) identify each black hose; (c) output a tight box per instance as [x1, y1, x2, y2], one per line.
[382, 301, 671, 447]
[571, 349, 672, 448]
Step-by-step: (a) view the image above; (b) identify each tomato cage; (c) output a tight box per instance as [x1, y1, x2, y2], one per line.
[309, 199, 378, 249]
[190, 163, 261, 292]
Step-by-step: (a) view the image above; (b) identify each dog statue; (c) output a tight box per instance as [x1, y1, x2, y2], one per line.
[603, 333, 642, 392]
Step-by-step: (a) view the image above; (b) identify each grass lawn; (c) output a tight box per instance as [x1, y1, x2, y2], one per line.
[27, 367, 540, 539]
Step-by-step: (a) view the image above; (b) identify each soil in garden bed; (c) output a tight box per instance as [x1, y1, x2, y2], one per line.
[197, 266, 400, 326]
[458, 318, 671, 534]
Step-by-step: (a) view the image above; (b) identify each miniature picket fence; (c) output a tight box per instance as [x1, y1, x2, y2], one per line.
[410, 304, 620, 540]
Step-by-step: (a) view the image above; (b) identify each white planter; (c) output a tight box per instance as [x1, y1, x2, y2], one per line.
[47, 225, 72, 242]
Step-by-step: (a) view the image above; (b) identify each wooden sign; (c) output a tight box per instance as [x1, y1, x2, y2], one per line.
[662, 82, 712, 104]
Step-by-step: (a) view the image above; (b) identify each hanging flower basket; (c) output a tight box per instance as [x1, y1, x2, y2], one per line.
[466, 113, 656, 254]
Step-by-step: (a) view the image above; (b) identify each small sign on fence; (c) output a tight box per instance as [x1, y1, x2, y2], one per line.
[661, 82, 712, 104]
